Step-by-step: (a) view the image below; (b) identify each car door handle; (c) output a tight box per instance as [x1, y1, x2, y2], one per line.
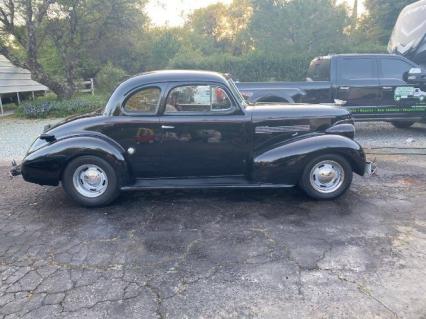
[161, 125, 175, 129]
[382, 86, 393, 90]
[339, 86, 350, 90]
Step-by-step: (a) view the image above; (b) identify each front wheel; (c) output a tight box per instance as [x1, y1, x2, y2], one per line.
[299, 154, 353, 200]
[391, 121, 415, 129]
[62, 155, 120, 207]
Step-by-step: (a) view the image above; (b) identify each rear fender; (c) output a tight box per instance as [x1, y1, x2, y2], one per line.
[252, 134, 366, 185]
[22, 135, 130, 186]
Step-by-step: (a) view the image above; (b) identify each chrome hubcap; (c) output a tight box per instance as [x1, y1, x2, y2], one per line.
[72, 164, 108, 198]
[310, 160, 344, 194]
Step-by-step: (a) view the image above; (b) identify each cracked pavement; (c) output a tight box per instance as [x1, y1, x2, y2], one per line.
[0, 153, 426, 318]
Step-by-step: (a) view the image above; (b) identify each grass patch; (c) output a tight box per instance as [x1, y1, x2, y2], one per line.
[16, 94, 108, 119]
[1, 102, 18, 112]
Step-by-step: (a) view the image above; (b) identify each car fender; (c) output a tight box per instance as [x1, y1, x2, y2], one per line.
[22, 134, 130, 186]
[252, 134, 366, 185]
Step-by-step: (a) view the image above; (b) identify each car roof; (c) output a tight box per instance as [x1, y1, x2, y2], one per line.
[104, 70, 230, 116]
[317, 53, 409, 59]
[122, 70, 229, 86]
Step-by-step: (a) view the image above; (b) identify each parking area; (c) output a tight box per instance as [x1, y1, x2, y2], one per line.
[0, 120, 426, 318]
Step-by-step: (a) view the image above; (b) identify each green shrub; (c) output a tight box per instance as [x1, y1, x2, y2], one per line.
[168, 52, 314, 82]
[16, 94, 108, 119]
[95, 62, 127, 93]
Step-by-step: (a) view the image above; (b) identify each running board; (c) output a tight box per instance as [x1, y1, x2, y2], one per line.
[121, 176, 293, 191]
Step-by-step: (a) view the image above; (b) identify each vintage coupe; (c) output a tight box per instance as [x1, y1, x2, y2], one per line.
[11, 70, 372, 207]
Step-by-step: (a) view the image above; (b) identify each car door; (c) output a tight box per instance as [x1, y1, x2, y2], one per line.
[157, 83, 251, 178]
[378, 57, 415, 106]
[100, 85, 164, 178]
[334, 57, 381, 108]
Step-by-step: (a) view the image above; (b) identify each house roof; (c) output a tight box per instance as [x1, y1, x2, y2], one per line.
[0, 55, 48, 95]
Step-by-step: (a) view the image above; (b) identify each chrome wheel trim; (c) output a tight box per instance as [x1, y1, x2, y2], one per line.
[72, 164, 108, 198]
[309, 160, 345, 194]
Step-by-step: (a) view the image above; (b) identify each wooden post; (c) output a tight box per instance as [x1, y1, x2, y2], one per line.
[0, 96, 3, 115]
[32, 91, 35, 100]
[90, 78, 94, 95]
[16, 92, 21, 105]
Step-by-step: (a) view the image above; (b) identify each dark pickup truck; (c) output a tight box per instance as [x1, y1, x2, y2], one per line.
[237, 54, 426, 128]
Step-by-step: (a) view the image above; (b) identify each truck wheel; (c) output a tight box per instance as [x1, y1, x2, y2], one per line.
[62, 155, 120, 207]
[299, 154, 353, 200]
[391, 121, 415, 129]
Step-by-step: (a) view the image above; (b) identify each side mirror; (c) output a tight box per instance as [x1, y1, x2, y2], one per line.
[408, 67, 422, 74]
[403, 67, 426, 84]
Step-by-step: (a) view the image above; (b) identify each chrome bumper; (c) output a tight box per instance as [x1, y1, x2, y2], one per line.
[365, 160, 377, 176]
[9, 160, 21, 178]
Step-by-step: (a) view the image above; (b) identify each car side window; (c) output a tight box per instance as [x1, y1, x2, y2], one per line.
[124, 87, 161, 113]
[164, 85, 232, 114]
[339, 58, 376, 80]
[380, 58, 412, 80]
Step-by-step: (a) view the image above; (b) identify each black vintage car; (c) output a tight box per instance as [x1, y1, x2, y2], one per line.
[11, 70, 372, 207]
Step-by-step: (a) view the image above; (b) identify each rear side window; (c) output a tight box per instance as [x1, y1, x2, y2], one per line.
[380, 58, 412, 80]
[164, 85, 232, 114]
[339, 58, 376, 80]
[307, 59, 331, 81]
[124, 87, 161, 113]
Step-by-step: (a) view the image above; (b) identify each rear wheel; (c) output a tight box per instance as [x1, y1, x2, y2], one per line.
[299, 154, 353, 200]
[391, 121, 415, 129]
[62, 155, 120, 207]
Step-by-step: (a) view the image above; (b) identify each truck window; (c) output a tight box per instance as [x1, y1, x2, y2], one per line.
[380, 58, 412, 80]
[338, 58, 376, 80]
[307, 59, 330, 81]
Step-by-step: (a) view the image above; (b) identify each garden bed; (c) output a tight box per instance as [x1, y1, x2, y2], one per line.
[15, 94, 108, 119]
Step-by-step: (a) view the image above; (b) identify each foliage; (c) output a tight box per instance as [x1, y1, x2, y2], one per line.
[95, 62, 127, 93]
[185, 0, 253, 56]
[0, 0, 417, 115]
[143, 27, 185, 70]
[0, 0, 148, 99]
[170, 52, 314, 81]
[248, 0, 350, 55]
[16, 94, 108, 119]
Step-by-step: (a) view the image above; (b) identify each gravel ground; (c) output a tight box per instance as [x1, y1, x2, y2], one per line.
[355, 121, 426, 149]
[0, 118, 63, 162]
[0, 154, 426, 318]
[0, 118, 426, 163]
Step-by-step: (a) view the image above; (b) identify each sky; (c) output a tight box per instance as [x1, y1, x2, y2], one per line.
[146, 0, 365, 27]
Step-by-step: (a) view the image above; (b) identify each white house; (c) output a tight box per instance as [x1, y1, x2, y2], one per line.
[0, 55, 48, 114]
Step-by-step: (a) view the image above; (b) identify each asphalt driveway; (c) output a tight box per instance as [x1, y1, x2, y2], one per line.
[0, 152, 426, 318]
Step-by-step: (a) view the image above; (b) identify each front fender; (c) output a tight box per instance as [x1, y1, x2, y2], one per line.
[22, 135, 130, 186]
[252, 134, 366, 185]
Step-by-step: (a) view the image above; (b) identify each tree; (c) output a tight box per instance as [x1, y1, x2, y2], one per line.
[360, 0, 418, 44]
[185, 0, 253, 56]
[144, 27, 184, 70]
[248, 0, 350, 55]
[0, 0, 147, 99]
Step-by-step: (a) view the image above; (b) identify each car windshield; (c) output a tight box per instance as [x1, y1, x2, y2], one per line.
[227, 79, 247, 108]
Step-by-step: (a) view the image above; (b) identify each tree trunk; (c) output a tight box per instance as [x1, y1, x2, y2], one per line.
[0, 46, 75, 99]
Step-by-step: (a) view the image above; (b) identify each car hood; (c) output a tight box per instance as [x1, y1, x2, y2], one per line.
[245, 103, 353, 151]
[245, 103, 350, 121]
